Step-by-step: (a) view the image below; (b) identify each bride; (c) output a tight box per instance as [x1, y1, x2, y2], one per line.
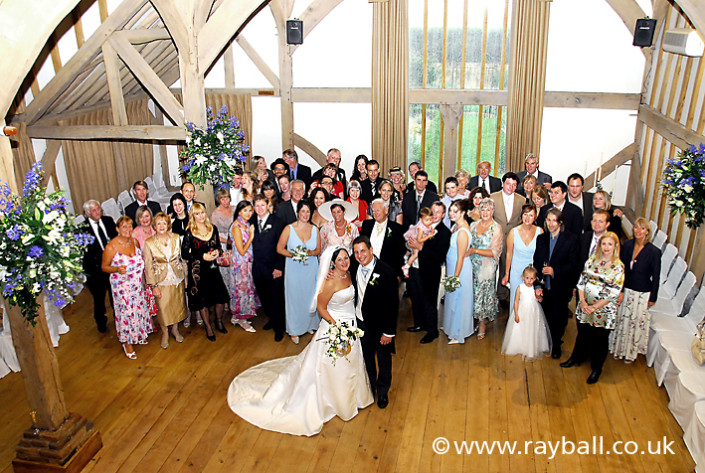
[227, 247, 373, 436]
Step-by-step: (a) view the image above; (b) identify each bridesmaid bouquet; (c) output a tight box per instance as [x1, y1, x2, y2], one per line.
[442, 275, 461, 293]
[291, 245, 309, 263]
[323, 321, 365, 365]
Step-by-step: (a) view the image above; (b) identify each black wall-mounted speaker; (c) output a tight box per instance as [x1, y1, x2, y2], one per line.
[633, 18, 657, 47]
[286, 20, 303, 45]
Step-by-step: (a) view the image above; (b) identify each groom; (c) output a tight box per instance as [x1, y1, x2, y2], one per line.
[350, 236, 399, 409]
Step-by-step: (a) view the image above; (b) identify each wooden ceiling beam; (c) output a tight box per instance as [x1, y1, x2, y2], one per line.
[290, 0, 344, 54]
[109, 34, 184, 125]
[675, 0, 705, 37]
[21, 0, 149, 124]
[102, 42, 129, 126]
[235, 36, 280, 90]
[26, 124, 187, 141]
[604, 0, 648, 58]
[150, 0, 189, 52]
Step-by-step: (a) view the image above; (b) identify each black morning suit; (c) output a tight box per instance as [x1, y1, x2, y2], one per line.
[468, 175, 502, 193]
[124, 200, 163, 224]
[350, 258, 399, 398]
[81, 216, 117, 331]
[274, 200, 298, 225]
[251, 213, 286, 338]
[360, 219, 406, 279]
[407, 222, 451, 337]
[536, 201, 584, 236]
[401, 190, 439, 230]
[533, 230, 579, 356]
[360, 179, 382, 204]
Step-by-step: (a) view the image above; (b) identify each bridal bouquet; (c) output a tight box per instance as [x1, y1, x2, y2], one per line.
[291, 245, 309, 263]
[442, 275, 461, 293]
[0, 162, 94, 324]
[324, 321, 364, 365]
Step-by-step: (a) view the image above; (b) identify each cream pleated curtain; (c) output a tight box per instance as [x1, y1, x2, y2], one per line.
[372, 0, 408, 174]
[60, 98, 154, 209]
[506, 0, 551, 173]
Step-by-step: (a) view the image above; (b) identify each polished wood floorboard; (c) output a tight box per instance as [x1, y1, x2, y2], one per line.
[0, 290, 695, 472]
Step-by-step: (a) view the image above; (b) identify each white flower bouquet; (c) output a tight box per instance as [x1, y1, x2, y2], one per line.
[442, 275, 461, 293]
[323, 321, 364, 365]
[291, 245, 309, 263]
[662, 143, 705, 229]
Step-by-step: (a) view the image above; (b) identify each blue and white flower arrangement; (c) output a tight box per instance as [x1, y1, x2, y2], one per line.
[661, 143, 705, 229]
[179, 106, 250, 189]
[0, 162, 94, 324]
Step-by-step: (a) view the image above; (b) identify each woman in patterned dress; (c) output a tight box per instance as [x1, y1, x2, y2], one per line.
[102, 216, 154, 359]
[229, 200, 261, 332]
[609, 218, 660, 362]
[211, 188, 235, 297]
[468, 198, 503, 340]
[562, 232, 625, 384]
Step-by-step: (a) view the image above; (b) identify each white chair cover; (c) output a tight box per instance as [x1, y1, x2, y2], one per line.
[649, 330, 692, 383]
[650, 272, 697, 317]
[660, 244, 678, 285]
[684, 401, 705, 472]
[652, 230, 667, 250]
[658, 257, 687, 300]
[665, 371, 705, 430]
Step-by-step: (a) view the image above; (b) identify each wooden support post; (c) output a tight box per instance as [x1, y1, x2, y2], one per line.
[439, 104, 464, 179]
[6, 297, 101, 472]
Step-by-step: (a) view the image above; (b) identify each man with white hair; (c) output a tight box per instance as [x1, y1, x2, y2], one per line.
[312, 148, 348, 194]
[81, 200, 117, 332]
[516, 153, 552, 194]
[360, 198, 405, 278]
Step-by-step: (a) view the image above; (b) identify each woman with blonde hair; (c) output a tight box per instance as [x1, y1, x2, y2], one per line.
[591, 190, 623, 239]
[609, 217, 661, 362]
[144, 212, 188, 349]
[241, 171, 260, 203]
[561, 231, 625, 384]
[181, 203, 230, 341]
[454, 169, 471, 198]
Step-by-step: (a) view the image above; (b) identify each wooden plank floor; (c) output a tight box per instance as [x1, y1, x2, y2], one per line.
[0, 290, 695, 472]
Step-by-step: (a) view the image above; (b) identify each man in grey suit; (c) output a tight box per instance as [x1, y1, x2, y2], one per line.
[516, 153, 552, 194]
[468, 161, 502, 194]
[490, 172, 526, 301]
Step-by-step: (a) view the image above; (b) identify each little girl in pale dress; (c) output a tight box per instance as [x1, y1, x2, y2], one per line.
[402, 207, 435, 277]
[501, 265, 552, 361]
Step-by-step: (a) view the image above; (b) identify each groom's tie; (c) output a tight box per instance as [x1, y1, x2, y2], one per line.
[361, 267, 370, 280]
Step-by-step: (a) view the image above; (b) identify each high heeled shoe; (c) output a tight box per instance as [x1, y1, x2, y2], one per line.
[172, 331, 184, 343]
[122, 343, 137, 360]
[215, 319, 228, 334]
[291, 335, 300, 345]
[205, 329, 216, 342]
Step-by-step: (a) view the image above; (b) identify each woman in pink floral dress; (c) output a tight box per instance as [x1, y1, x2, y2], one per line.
[229, 200, 261, 332]
[102, 216, 154, 359]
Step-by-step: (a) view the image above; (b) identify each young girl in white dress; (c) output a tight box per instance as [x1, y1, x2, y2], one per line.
[501, 265, 552, 361]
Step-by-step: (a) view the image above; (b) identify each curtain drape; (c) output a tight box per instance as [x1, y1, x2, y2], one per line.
[506, 0, 551, 173]
[60, 98, 154, 210]
[372, 0, 408, 175]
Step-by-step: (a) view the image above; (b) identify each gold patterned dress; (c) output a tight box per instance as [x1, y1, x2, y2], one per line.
[143, 233, 188, 326]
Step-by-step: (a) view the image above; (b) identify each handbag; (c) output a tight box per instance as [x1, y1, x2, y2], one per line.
[691, 321, 705, 365]
[216, 254, 231, 267]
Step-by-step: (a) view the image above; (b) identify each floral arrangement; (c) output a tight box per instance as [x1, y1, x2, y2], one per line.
[323, 321, 364, 365]
[0, 163, 94, 324]
[442, 275, 461, 293]
[291, 245, 309, 263]
[180, 106, 250, 189]
[662, 143, 705, 229]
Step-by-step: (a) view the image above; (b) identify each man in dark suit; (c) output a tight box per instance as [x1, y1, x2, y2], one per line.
[166, 182, 204, 215]
[516, 153, 552, 194]
[401, 170, 439, 230]
[351, 236, 399, 409]
[311, 148, 347, 193]
[533, 208, 579, 359]
[468, 161, 502, 194]
[536, 181, 583, 236]
[251, 194, 286, 341]
[567, 173, 594, 231]
[360, 159, 383, 203]
[405, 161, 438, 194]
[81, 200, 118, 332]
[283, 149, 312, 190]
[360, 198, 405, 278]
[406, 201, 451, 344]
[274, 179, 306, 224]
[578, 209, 611, 269]
[124, 180, 162, 223]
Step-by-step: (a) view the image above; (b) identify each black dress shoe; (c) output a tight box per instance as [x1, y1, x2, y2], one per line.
[420, 333, 438, 344]
[274, 332, 284, 342]
[377, 394, 389, 409]
[407, 326, 423, 333]
[587, 369, 602, 384]
[551, 347, 561, 359]
[97, 323, 107, 333]
[263, 321, 273, 331]
[560, 358, 581, 368]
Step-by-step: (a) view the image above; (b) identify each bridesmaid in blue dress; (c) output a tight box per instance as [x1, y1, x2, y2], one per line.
[277, 200, 322, 344]
[501, 204, 542, 317]
[442, 200, 474, 344]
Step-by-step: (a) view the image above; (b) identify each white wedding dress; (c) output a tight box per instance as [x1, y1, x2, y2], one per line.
[227, 285, 373, 436]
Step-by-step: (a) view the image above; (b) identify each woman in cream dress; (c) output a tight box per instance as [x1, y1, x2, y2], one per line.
[143, 212, 188, 349]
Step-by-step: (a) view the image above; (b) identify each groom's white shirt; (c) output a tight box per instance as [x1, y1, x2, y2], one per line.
[355, 259, 376, 321]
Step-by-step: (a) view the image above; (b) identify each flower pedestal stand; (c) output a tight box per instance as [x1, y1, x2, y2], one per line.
[6, 297, 101, 473]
